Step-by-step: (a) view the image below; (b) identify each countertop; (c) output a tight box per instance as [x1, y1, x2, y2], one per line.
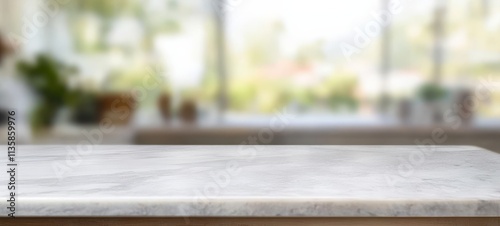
[134, 126, 500, 153]
[1, 145, 499, 217]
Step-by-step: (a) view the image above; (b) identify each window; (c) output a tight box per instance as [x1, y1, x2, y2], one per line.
[226, 0, 384, 117]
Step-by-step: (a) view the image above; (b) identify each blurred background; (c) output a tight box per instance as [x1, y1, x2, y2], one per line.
[1, 0, 500, 152]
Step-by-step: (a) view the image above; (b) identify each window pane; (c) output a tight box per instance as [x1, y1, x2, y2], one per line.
[226, 0, 386, 117]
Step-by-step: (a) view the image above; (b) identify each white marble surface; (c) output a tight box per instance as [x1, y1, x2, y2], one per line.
[1, 145, 499, 217]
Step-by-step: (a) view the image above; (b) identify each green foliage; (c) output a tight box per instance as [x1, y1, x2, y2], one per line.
[17, 54, 78, 129]
[227, 73, 359, 113]
[228, 77, 257, 111]
[103, 66, 164, 91]
[17, 55, 78, 106]
[30, 103, 59, 132]
[323, 74, 359, 111]
[73, 0, 142, 18]
[418, 83, 448, 102]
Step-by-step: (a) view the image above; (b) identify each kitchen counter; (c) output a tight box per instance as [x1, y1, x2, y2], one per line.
[134, 126, 500, 154]
[1, 145, 499, 225]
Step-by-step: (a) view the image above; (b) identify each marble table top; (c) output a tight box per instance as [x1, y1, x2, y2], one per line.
[1, 145, 499, 217]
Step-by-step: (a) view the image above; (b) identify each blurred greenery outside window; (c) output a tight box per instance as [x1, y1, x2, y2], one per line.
[226, 0, 500, 117]
[443, 0, 500, 117]
[57, 0, 218, 111]
[40, 0, 500, 118]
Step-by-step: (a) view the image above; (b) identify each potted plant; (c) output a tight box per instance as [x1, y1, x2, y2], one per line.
[17, 54, 78, 131]
[417, 83, 449, 124]
[98, 69, 142, 125]
[178, 88, 198, 124]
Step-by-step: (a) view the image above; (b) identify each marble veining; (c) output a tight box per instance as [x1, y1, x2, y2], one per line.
[1, 145, 499, 217]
